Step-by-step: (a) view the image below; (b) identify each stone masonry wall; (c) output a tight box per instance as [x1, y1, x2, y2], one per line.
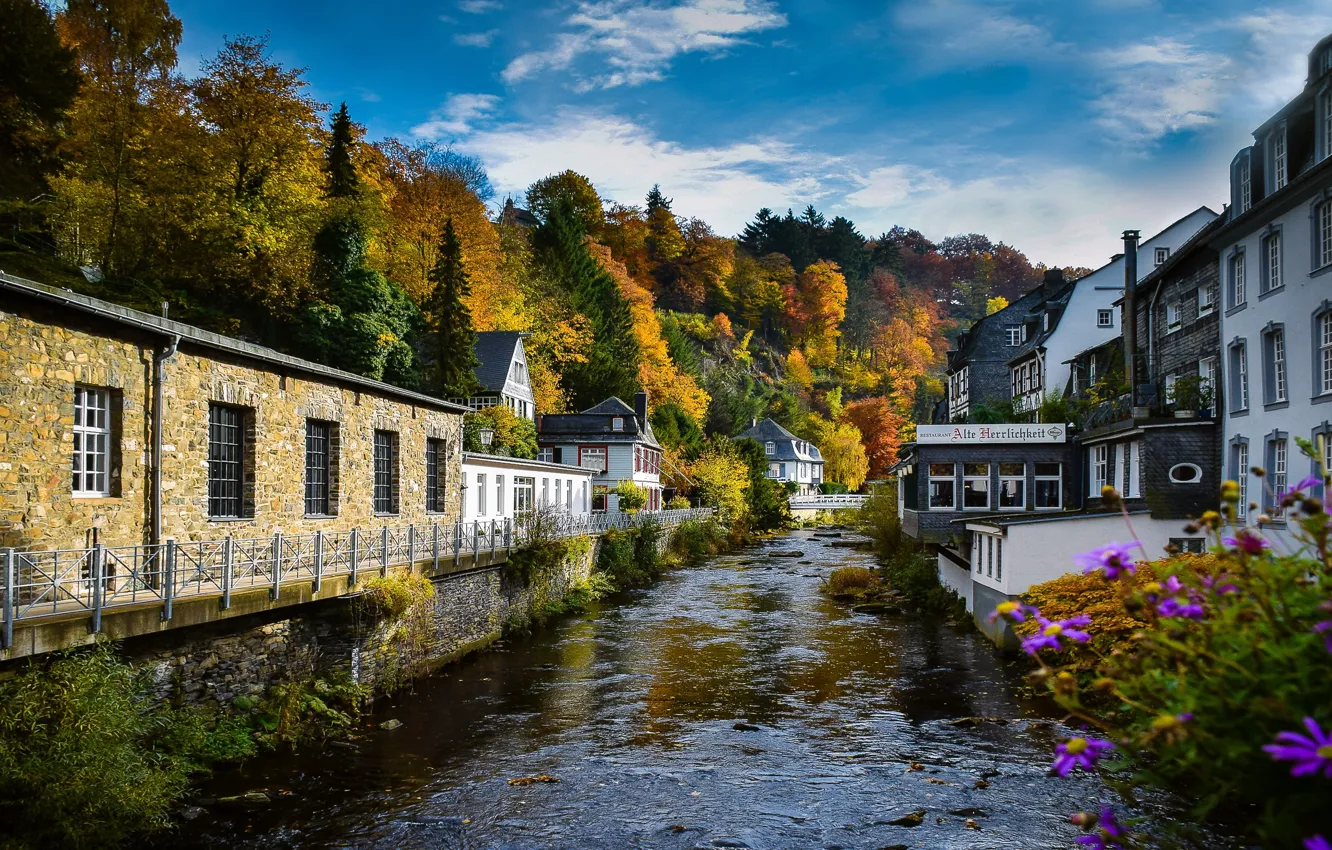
[0, 300, 463, 551]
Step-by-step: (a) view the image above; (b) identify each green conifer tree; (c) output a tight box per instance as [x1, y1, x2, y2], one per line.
[424, 218, 480, 398]
[325, 102, 359, 199]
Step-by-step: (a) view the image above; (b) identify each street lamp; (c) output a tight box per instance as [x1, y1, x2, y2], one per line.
[479, 427, 495, 448]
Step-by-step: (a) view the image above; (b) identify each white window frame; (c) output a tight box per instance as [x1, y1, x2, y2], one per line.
[537, 447, 554, 463]
[1097, 309, 1113, 328]
[612, 417, 624, 432]
[962, 462, 990, 511]
[1264, 232, 1282, 294]
[476, 473, 487, 516]
[765, 441, 776, 456]
[1320, 312, 1332, 396]
[1238, 153, 1252, 213]
[1320, 201, 1332, 269]
[514, 477, 534, 513]
[1154, 247, 1170, 265]
[72, 385, 112, 497]
[1127, 440, 1142, 498]
[1272, 439, 1288, 517]
[1272, 327, 1287, 403]
[1236, 342, 1249, 411]
[1006, 325, 1021, 346]
[578, 446, 608, 473]
[1198, 283, 1215, 315]
[1235, 443, 1248, 519]
[496, 475, 505, 515]
[998, 462, 1025, 510]
[1323, 88, 1332, 161]
[1090, 445, 1109, 497]
[1231, 252, 1246, 306]
[1273, 127, 1288, 190]
[1034, 462, 1062, 510]
[928, 463, 956, 510]
[1166, 302, 1182, 332]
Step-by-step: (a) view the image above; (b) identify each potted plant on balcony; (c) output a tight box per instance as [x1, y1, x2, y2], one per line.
[1169, 374, 1211, 419]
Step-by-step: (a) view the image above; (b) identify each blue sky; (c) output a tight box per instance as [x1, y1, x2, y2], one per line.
[171, 0, 1332, 268]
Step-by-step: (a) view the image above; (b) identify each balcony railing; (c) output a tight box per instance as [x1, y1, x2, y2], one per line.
[1, 507, 714, 648]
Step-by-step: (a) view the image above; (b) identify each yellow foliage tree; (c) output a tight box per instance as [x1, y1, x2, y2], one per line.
[688, 445, 750, 526]
[986, 296, 1009, 315]
[789, 260, 847, 368]
[817, 420, 869, 491]
[785, 349, 814, 391]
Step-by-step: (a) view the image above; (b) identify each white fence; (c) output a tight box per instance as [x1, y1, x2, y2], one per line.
[0, 507, 714, 648]
[788, 494, 869, 510]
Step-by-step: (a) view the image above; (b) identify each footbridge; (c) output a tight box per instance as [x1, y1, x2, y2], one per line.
[788, 494, 869, 519]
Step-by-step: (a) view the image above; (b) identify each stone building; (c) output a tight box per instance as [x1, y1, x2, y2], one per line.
[942, 280, 1051, 422]
[0, 272, 467, 552]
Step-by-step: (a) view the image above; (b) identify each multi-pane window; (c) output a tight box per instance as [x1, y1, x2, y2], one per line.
[477, 473, 487, 516]
[305, 421, 331, 516]
[1271, 439, 1288, 517]
[1006, 325, 1022, 346]
[998, 462, 1024, 509]
[1324, 89, 1332, 160]
[515, 477, 535, 513]
[72, 386, 111, 497]
[1274, 129, 1288, 190]
[764, 441, 776, 455]
[1320, 313, 1332, 396]
[1090, 445, 1109, 496]
[996, 538, 1003, 580]
[986, 536, 994, 577]
[591, 484, 608, 513]
[1097, 309, 1113, 328]
[579, 446, 607, 472]
[208, 404, 245, 518]
[962, 463, 989, 509]
[1154, 247, 1170, 265]
[426, 438, 447, 513]
[1269, 328, 1287, 403]
[1263, 233, 1282, 293]
[1166, 302, 1182, 331]
[537, 446, 554, 463]
[1238, 154, 1251, 213]
[1233, 442, 1249, 519]
[1198, 282, 1216, 314]
[373, 430, 398, 514]
[1232, 342, 1249, 411]
[928, 463, 955, 509]
[1230, 252, 1246, 306]
[1035, 462, 1061, 509]
[1319, 201, 1332, 268]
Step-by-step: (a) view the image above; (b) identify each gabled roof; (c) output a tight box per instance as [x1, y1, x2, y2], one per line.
[583, 397, 636, 416]
[1123, 215, 1225, 304]
[472, 331, 523, 394]
[738, 417, 824, 462]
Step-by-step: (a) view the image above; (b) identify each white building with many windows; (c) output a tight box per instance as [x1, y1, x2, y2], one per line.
[459, 453, 596, 525]
[450, 331, 536, 421]
[536, 392, 665, 513]
[737, 417, 824, 495]
[1216, 34, 1332, 535]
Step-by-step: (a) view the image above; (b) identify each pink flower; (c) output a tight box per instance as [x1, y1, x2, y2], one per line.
[1050, 736, 1115, 776]
[1224, 529, 1269, 555]
[1263, 717, 1332, 778]
[1075, 542, 1139, 579]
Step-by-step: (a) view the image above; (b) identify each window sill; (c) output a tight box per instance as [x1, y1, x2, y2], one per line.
[1312, 393, 1332, 405]
[1263, 400, 1290, 411]
[304, 513, 338, 520]
[1309, 263, 1332, 280]
[1197, 307, 1215, 318]
[1225, 303, 1248, 317]
[208, 516, 255, 523]
[72, 494, 118, 501]
[1229, 407, 1250, 418]
[928, 507, 957, 512]
[1166, 325, 1182, 334]
[1257, 285, 1286, 302]
[1035, 506, 1063, 511]
[373, 512, 400, 519]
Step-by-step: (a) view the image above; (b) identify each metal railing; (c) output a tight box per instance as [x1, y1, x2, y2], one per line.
[0, 508, 713, 648]
[788, 494, 869, 510]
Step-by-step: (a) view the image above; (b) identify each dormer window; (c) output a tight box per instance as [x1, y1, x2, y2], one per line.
[765, 441, 776, 456]
[1272, 126, 1288, 191]
[1042, 312, 1050, 332]
[1154, 247, 1170, 265]
[612, 417, 624, 431]
[1238, 154, 1251, 213]
[1320, 45, 1332, 77]
[1322, 88, 1332, 162]
[1005, 325, 1021, 346]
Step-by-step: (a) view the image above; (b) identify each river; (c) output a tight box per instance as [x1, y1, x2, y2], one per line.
[172, 528, 1157, 850]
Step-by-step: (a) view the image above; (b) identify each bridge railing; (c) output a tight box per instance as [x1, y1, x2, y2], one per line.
[788, 494, 870, 510]
[0, 507, 713, 648]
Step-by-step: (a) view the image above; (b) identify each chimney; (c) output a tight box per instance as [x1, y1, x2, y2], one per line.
[1041, 267, 1063, 297]
[1122, 230, 1141, 398]
[751, 418, 758, 428]
[634, 391, 649, 424]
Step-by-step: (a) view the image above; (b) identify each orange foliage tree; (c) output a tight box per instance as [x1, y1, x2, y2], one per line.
[785, 259, 847, 368]
[840, 397, 906, 478]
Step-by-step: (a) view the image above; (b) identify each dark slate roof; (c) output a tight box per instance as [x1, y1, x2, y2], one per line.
[0, 272, 470, 414]
[1122, 215, 1226, 304]
[947, 285, 1047, 372]
[738, 417, 824, 462]
[537, 397, 660, 448]
[472, 331, 523, 393]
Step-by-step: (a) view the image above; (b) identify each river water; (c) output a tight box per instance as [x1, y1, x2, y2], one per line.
[174, 529, 1151, 850]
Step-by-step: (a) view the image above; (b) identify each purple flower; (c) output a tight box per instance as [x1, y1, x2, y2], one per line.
[1076, 542, 1139, 579]
[989, 600, 1030, 623]
[1074, 806, 1126, 849]
[1263, 717, 1332, 778]
[1156, 598, 1205, 620]
[1315, 621, 1332, 655]
[1290, 474, 1323, 495]
[1022, 614, 1092, 655]
[1224, 529, 1270, 555]
[1306, 836, 1331, 850]
[1201, 574, 1238, 596]
[1050, 736, 1115, 777]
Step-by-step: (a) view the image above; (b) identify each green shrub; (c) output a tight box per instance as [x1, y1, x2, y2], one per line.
[252, 673, 365, 751]
[854, 482, 904, 561]
[614, 480, 648, 513]
[818, 481, 849, 495]
[0, 642, 260, 849]
[669, 518, 726, 564]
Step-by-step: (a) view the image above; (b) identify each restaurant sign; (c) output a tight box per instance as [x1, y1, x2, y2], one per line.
[915, 424, 1067, 444]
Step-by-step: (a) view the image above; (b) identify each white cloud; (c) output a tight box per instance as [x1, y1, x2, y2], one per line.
[458, 0, 501, 12]
[455, 30, 500, 47]
[892, 0, 1057, 66]
[411, 93, 502, 140]
[501, 0, 787, 89]
[1089, 38, 1228, 145]
[1223, 10, 1332, 110]
[355, 87, 381, 103]
[460, 110, 840, 227]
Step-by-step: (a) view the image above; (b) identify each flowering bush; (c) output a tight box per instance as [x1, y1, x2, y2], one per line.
[994, 447, 1332, 848]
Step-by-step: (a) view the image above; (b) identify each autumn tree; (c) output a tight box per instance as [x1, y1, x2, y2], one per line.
[688, 441, 750, 526]
[726, 252, 790, 341]
[787, 259, 847, 368]
[423, 219, 480, 397]
[841, 397, 905, 478]
[0, 0, 80, 200]
[526, 170, 602, 236]
[55, 0, 182, 273]
[817, 421, 869, 491]
[785, 349, 813, 392]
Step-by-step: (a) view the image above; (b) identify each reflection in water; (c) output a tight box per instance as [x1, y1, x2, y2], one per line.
[173, 530, 1172, 850]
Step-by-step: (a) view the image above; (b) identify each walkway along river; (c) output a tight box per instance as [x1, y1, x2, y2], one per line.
[173, 529, 1182, 849]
